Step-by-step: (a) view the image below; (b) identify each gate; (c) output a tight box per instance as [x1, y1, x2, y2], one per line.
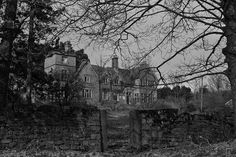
[106, 111, 130, 150]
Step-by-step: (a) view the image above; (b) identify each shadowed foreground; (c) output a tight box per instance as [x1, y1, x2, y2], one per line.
[1, 141, 236, 157]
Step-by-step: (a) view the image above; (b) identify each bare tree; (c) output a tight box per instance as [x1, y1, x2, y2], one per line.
[55, 1, 225, 80]
[208, 74, 230, 92]
[51, 0, 236, 133]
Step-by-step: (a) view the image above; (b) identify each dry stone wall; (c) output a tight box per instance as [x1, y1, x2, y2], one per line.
[139, 109, 179, 148]
[130, 110, 234, 149]
[0, 109, 101, 151]
[139, 110, 233, 148]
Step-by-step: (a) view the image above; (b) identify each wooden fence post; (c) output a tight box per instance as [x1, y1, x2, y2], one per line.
[99, 110, 107, 152]
[130, 110, 142, 149]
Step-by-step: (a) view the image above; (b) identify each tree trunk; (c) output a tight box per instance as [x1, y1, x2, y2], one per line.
[26, 6, 35, 107]
[222, 1, 236, 135]
[0, 0, 3, 9]
[0, 0, 17, 110]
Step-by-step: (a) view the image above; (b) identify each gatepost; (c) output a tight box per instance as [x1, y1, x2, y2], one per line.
[99, 110, 107, 152]
[130, 110, 142, 149]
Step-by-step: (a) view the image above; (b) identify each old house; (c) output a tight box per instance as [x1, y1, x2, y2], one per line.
[44, 41, 77, 79]
[77, 60, 100, 105]
[44, 42, 158, 106]
[78, 55, 158, 106]
[44, 41, 88, 104]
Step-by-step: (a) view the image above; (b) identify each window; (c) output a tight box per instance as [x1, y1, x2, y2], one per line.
[147, 93, 153, 103]
[141, 93, 144, 102]
[84, 75, 91, 83]
[49, 89, 65, 103]
[114, 77, 119, 85]
[83, 89, 92, 98]
[102, 91, 109, 100]
[134, 93, 139, 103]
[61, 69, 68, 81]
[113, 93, 119, 101]
[62, 56, 68, 64]
[141, 93, 147, 103]
[104, 77, 109, 84]
[141, 79, 148, 86]
[135, 79, 140, 86]
[126, 92, 131, 104]
[140, 79, 144, 86]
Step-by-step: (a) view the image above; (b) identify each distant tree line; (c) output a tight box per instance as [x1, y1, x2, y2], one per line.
[156, 85, 193, 102]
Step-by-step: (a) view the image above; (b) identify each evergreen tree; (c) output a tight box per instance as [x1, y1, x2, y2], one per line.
[0, 0, 18, 110]
[0, 0, 64, 110]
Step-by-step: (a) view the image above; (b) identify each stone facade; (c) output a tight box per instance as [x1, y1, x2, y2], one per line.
[78, 61, 100, 105]
[44, 51, 76, 76]
[44, 47, 158, 106]
[81, 59, 158, 106]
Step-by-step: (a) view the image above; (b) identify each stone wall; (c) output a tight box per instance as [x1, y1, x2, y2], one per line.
[0, 109, 101, 151]
[130, 110, 234, 149]
[139, 109, 179, 148]
[2, 108, 233, 152]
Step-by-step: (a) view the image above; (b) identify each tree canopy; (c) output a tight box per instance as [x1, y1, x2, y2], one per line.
[52, 0, 236, 133]
[54, 1, 225, 82]
[0, 0, 64, 108]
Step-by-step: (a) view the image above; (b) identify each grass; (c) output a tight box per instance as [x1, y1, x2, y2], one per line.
[0, 141, 235, 157]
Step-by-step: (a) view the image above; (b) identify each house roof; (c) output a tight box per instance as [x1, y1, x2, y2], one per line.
[118, 68, 131, 83]
[76, 58, 157, 87]
[91, 65, 105, 76]
[91, 64, 132, 82]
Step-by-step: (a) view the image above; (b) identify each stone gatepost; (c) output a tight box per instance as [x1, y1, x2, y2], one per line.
[99, 110, 107, 152]
[130, 110, 142, 149]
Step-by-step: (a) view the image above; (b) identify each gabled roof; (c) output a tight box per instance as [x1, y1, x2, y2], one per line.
[92, 65, 130, 79]
[118, 68, 132, 84]
[90, 64, 156, 84]
[91, 65, 105, 76]
[78, 60, 157, 86]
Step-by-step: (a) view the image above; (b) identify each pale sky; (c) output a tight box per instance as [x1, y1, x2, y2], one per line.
[59, 2, 225, 92]
[61, 30, 225, 92]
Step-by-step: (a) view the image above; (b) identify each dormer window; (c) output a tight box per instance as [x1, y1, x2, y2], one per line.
[84, 75, 91, 83]
[62, 56, 68, 64]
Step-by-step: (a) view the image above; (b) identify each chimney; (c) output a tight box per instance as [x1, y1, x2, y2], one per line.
[112, 54, 118, 69]
[64, 41, 72, 53]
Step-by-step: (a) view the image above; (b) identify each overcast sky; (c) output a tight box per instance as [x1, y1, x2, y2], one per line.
[59, 1, 225, 91]
[60, 29, 225, 91]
